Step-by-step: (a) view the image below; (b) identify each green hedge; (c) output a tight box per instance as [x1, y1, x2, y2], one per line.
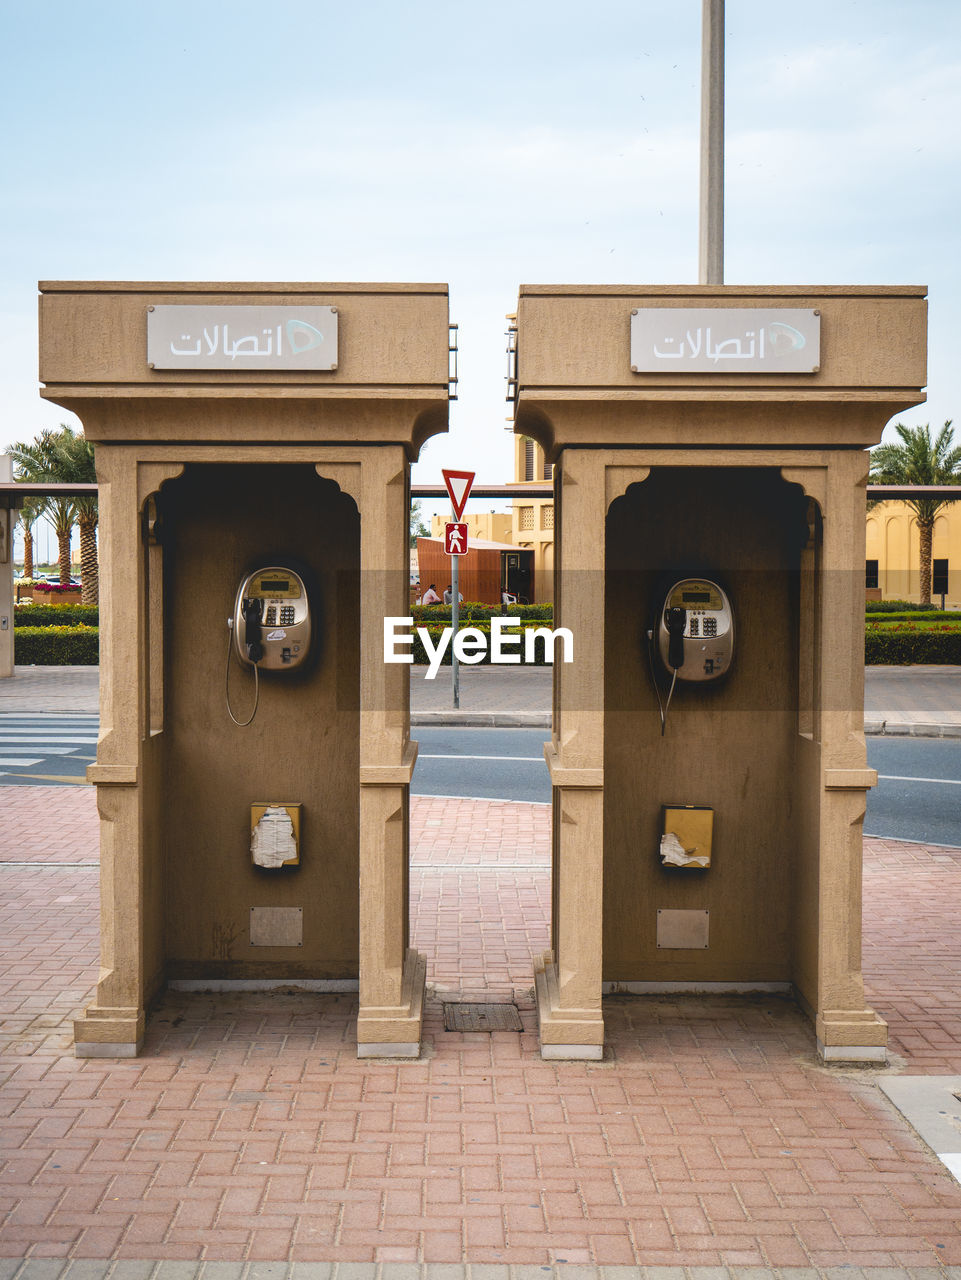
[865, 629, 961, 664]
[867, 611, 957, 624]
[14, 626, 99, 665]
[866, 599, 939, 613]
[411, 602, 554, 624]
[410, 622, 565, 666]
[15, 604, 99, 627]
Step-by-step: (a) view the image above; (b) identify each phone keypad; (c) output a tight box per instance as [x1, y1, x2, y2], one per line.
[264, 606, 277, 625]
[280, 605, 296, 626]
[703, 616, 717, 637]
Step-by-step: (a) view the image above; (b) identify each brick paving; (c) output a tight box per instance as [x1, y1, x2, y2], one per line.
[3, 787, 961, 1269]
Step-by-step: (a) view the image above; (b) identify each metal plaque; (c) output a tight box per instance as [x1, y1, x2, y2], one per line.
[631, 307, 820, 374]
[656, 909, 710, 950]
[147, 305, 338, 371]
[249, 906, 303, 947]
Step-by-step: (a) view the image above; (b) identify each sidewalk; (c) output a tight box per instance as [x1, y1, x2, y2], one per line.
[3, 783, 961, 1273]
[3, 665, 961, 736]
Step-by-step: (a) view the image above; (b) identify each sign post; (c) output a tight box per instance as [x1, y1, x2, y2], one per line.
[442, 471, 474, 710]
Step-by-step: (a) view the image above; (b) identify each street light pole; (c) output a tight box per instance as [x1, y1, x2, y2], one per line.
[699, 0, 725, 286]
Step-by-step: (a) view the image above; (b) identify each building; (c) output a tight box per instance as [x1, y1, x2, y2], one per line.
[428, 510, 512, 544]
[511, 435, 554, 601]
[866, 499, 960, 604]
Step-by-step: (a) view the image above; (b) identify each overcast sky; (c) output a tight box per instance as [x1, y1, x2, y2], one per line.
[2, 0, 959, 529]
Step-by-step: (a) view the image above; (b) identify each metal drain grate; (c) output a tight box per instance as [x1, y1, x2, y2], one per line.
[443, 1002, 523, 1032]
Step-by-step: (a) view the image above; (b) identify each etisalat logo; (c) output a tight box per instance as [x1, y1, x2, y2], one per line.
[384, 616, 573, 679]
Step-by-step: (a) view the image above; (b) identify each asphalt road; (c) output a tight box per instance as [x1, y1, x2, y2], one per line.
[411, 726, 551, 804]
[866, 737, 961, 847]
[4, 715, 959, 849]
[412, 727, 961, 848]
[0, 712, 99, 786]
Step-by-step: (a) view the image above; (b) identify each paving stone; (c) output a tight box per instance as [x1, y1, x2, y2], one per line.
[153, 1267, 201, 1280]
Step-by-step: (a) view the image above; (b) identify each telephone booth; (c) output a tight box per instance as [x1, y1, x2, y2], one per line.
[512, 284, 927, 1062]
[39, 281, 451, 1057]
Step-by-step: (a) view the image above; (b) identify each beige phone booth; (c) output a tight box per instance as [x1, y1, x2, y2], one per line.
[512, 284, 927, 1063]
[39, 281, 450, 1058]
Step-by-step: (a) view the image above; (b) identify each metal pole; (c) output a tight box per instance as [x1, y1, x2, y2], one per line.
[699, 0, 725, 285]
[450, 515, 460, 710]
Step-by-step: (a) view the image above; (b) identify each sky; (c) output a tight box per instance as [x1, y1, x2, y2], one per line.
[2, 0, 959, 541]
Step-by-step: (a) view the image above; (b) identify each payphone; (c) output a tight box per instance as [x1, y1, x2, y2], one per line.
[647, 576, 734, 736]
[226, 565, 313, 725]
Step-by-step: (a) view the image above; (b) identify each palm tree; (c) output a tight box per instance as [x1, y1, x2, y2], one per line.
[17, 496, 42, 581]
[8, 428, 79, 588]
[869, 421, 961, 603]
[47, 427, 98, 604]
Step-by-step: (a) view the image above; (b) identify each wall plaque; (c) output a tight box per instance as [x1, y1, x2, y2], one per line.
[147, 305, 338, 371]
[631, 307, 820, 374]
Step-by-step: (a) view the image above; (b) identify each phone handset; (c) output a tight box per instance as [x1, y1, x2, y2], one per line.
[242, 596, 264, 664]
[665, 606, 687, 671]
[226, 566, 312, 727]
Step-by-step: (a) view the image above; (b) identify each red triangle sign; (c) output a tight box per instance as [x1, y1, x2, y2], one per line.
[442, 469, 475, 522]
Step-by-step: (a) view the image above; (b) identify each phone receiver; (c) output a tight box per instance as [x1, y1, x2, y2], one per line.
[666, 606, 686, 670]
[242, 597, 264, 663]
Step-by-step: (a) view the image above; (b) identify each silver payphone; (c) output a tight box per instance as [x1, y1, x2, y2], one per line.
[226, 565, 313, 726]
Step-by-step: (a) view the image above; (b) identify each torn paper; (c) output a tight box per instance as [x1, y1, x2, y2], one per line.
[251, 806, 297, 868]
[660, 830, 710, 869]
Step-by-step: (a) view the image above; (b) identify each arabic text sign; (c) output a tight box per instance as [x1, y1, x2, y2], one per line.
[147, 306, 338, 371]
[630, 308, 820, 374]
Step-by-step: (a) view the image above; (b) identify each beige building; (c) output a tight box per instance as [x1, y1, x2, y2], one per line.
[428, 510, 512, 544]
[867, 498, 960, 604]
[511, 435, 554, 601]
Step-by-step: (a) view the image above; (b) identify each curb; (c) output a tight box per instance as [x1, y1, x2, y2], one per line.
[865, 720, 961, 738]
[411, 712, 551, 728]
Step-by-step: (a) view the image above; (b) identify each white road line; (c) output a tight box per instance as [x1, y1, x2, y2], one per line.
[0, 758, 42, 767]
[0, 736, 99, 745]
[418, 754, 544, 763]
[877, 774, 961, 786]
[0, 746, 86, 755]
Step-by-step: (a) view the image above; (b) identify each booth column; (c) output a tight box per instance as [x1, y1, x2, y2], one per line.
[356, 449, 424, 1056]
[537, 450, 606, 1059]
[814, 450, 886, 1060]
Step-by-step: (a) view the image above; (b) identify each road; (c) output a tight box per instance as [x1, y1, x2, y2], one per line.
[411, 727, 961, 849]
[0, 712, 98, 786]
[866, 737, 961, 847]
[3, 715, 959, 849]
[411, 726, 550, 804]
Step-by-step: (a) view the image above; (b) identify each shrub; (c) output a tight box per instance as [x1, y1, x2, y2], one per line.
[15, 604, 99, 627]
[14, 625, 99, 665]
[865, 629, 961, 664]
[866, 599, 939, 613]
[31, 582, 82, 595]
[410, 601, 554, 624]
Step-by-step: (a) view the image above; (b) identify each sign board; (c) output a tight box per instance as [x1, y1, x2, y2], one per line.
[147, 305, 338, 371]
[444, 522, 468, 556]
[630, 308, 820, 374]
[442, 469, 474, 522]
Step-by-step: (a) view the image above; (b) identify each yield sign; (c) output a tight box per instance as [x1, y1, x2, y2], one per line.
[442, 469, 474, 522]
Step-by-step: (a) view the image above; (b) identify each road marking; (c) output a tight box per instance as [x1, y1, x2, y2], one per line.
[0, 758, 42, 767]
[0, 746, 90, 755]
[0, 735, 98, 744]
[877, 774, 961, 786]
[418, 754, 544, 762]
[0, 772, 90, 785]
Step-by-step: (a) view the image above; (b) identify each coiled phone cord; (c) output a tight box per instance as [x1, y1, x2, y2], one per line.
[646, 628, 678, 737]
[225, 622, 260, 727]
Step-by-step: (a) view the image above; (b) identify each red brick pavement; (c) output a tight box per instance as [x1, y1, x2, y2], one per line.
[2, 786, 961, 1267]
